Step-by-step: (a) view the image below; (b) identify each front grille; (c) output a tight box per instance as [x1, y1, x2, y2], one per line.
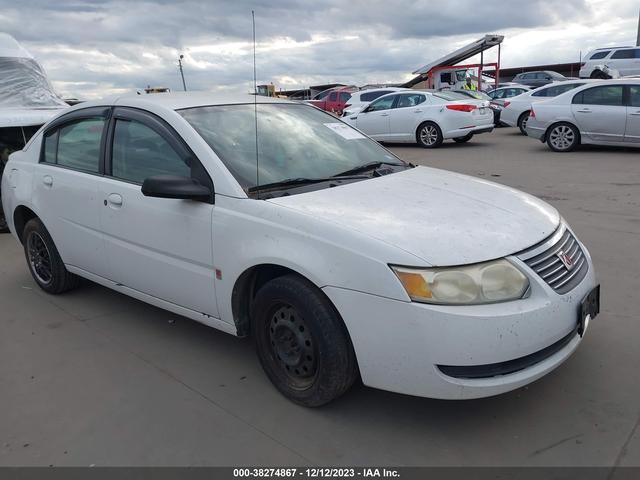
[518, 226, 588, 295]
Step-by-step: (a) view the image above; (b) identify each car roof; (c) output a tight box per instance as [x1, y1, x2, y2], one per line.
[63, 92, 294, 113]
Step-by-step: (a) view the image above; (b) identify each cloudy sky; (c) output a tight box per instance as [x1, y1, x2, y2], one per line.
[1, 0, 638, 99]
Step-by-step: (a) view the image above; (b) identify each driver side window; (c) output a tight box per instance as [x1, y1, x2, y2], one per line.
[111, 119, 191, 184]
[367, 95, 396, 112]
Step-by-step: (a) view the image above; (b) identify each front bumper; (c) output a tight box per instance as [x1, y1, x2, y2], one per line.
[323, 238, 597, 400]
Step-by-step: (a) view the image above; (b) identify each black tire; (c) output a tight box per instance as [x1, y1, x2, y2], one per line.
[0, 212, 8, 234]
[453, 133, 474, 143]
[590, 70, 610, 80]
[251, 274, 358, 407]
[517, 111, 530, 136]
[546, 122, 580, 152]
[22, 218, 80, 294]
[416, 121, 443, 148]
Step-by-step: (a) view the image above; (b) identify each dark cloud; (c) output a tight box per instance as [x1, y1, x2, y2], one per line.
[0, 0, 634, 98]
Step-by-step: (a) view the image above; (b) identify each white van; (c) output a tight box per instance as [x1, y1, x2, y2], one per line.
[579, 46, 640, 78]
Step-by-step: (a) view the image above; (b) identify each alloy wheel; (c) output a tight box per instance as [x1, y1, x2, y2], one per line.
[420, 125, 439, 146]
[549, 125, 576, 151]
[27, 232, 53, 285]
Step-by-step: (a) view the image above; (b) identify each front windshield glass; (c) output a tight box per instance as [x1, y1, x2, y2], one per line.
[179, 103, 405, 191]
[0, 57, 68, 108]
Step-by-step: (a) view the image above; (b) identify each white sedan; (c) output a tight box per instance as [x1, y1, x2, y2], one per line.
[526, 79, 640, 151]
[343, 91, 494, 148]
[500, 80, 593, 134]
[2, 93, 599, 406]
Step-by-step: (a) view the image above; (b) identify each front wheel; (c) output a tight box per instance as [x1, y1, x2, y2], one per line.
[453, 133, 474, 143]
[252, 274, 358, 407]
[546, 122, 580, 152]
[417, 122, 443, 148]
[23, 218, 80, 294]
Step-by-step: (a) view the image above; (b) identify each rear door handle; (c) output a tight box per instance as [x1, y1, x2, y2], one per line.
[576, 109, 592, 113]
[42, 175, 53, 187]
[414, 109, 423, 113]
[380, 113, 389, 117]
[107, 193, 123, 207]
[630, 111, 640, 116]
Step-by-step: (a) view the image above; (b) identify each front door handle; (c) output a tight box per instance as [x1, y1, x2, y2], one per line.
[414, 109, 423, 113]
[576, 109, 592, 113]
[380, 113, 389, 117]
[630, 111, 640, 116]
[42, 175, 53, 187]
[107, 193, 123, 207]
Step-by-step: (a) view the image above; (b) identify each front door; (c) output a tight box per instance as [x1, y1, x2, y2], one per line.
[355, 95, 396, 140]
[571, 85, 627, 142]
[98, 107, 218, 317]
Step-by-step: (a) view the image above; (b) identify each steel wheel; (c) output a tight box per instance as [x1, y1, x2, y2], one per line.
[27, 231, 53, 285]
[268, 303, 318, 389]
[548, 124, 577, 151]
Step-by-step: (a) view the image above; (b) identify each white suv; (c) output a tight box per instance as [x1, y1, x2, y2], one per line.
[342, 87, 409, 117]
[580, 46, 640, 78]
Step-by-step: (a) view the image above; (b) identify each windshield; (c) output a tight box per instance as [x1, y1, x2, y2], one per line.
[179, 103, 405, 192]
[0, 57, 68, 108]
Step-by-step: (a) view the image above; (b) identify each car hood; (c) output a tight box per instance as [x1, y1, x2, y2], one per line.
[268, 167, 560, 266]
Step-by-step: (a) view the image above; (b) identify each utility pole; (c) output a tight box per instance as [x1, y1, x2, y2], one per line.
[178, 54, 187, 91]
[637, 8, 640, 46]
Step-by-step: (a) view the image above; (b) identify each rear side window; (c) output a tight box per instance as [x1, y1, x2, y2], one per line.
[573, 85, 625, 106]
[611, 49, 637, 59]
[44, 118, 105, 173]
[396, 94, 426, 108]
[111, 119, 190, 184]
[590, 51, 610, 60]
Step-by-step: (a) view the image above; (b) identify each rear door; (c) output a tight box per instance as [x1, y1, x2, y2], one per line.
[625, 85, 640, 143]
[388, 93, 428, 141]
[354, 95, 397, 140]
[97, 107, 218, 316]
[610, 49, 640, 76]
[571, 85, 627, 142]
[32, 108, 109, 277]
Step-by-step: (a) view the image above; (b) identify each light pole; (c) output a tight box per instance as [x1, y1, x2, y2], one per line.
[178, 54, 187, 91]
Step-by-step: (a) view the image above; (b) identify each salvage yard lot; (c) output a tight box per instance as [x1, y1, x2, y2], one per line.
[1, 127, 639, 467]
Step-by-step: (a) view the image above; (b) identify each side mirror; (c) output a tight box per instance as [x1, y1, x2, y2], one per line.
[142, 175, 211, 201]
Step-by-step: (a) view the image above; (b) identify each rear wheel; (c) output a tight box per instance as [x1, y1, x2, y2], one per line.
[417, 122, 443, 148]
[453, 133, 474, 143]
[252, 274, 358, 407]
[517, 112, 530, 135]
[546, 122, 580, 152]
[23, 218, 80, 294]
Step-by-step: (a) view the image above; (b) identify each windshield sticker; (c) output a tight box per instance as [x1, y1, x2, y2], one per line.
[324, 123, 366, 140]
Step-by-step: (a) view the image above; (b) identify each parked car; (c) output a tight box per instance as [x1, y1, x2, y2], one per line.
[485, 82, 529, 92]
[2, 93, 599, 406]
[341, 87, 409, 117]
[512, 71, 568, 88]
[526, 79, 640, 151]
[343, 90, 494, 148]
[580, 46, 640, 79]
[487, 85, 532, 101]
[449, 89, 502, 125]
[500, 80, 593, 134]
[0, 33, 68, 233]
[306, 86, 357, 115]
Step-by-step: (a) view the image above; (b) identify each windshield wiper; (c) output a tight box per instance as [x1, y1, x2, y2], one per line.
[248, 175, 368, 194]
[332, 161, 406, 177]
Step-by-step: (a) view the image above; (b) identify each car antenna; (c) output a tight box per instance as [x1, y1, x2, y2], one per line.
[252, 10, 259, 191]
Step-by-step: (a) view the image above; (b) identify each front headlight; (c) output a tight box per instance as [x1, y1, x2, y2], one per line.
[391, 259, 529, 305]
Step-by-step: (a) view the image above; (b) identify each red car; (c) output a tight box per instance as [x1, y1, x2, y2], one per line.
[307, 86, 357, 115]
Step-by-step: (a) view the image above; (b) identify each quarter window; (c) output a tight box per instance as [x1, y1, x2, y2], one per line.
[611, 49, 637, 59]
[44, 118, 105, 173]
[573, 85, 624, 106]
[111, 119, 190, 184]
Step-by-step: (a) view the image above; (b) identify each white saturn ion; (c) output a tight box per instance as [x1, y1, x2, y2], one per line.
[2, 93, 599, 406]
[342, 90, 494, 147]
